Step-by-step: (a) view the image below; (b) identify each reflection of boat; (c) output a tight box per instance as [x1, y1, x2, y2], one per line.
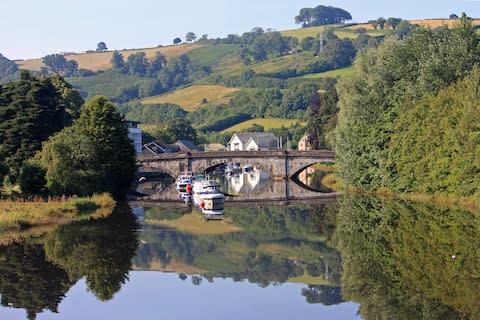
[202, 209, 224, 220]
[193, 178, 221, 194]
[176, 171, 194, 192]
[199, 192, 225, 220]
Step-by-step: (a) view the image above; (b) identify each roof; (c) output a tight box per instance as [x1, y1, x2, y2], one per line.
[246, 134, 278, 149]
[229, 132, 278, 145]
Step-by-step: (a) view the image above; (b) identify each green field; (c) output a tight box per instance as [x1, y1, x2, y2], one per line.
[141, 84, 240, 111]
[67, 71, 141, 100]
[281, 24, 385, 40]
[301, 66, 355, 79]
[222, 118, 306, 133]
[187, 44, 243, 72]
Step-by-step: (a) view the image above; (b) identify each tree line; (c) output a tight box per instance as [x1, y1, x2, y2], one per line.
[332, 14, 480, 200]
[0, 71, 135, 199]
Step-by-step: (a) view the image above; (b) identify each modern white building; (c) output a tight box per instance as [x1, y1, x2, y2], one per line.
[126, 120, 142, 155]
[227, 132, 279, 151]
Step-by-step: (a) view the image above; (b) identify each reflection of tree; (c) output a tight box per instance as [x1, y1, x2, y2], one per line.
[43, 204, 139, 301]
[0, 242, 73, 320]
[301, 285, 344, 305]
[335, 194, 477, 319]
[135, 205, 343, 289]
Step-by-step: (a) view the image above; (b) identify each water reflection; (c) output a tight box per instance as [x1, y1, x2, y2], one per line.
[1, 193, 479, 319]
[0, 204, 139, 319]
[335, 195, 480, 320]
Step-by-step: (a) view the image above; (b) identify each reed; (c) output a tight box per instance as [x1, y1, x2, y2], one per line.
[0, 193, 115, 231]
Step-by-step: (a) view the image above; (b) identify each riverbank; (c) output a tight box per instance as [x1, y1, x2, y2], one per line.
[0, 193, 116, 231]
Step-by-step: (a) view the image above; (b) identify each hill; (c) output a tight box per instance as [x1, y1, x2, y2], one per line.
[221, 118, 306, 133]
[16, 43, 202, 72]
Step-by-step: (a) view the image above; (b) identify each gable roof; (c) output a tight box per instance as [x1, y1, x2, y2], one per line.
[229, 132, 278, 145]
[246, 134, 278, 149]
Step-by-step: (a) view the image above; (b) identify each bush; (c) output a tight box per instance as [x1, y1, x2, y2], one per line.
[18, 162, 46, 195]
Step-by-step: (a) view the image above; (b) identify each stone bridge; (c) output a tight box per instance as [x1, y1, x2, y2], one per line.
[138, 150, 335, 179]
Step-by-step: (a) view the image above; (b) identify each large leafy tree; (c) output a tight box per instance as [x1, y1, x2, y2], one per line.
[37, 96, 135, 199]
[0, 71, 82, 177]
[295, 5, 352, 27]
[111, 51, 126, 72]
[165, 117, 198, 143]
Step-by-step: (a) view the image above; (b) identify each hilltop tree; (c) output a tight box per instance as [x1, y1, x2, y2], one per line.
[185, 32, 196, 42]
[295, 5, 352, 27]
[96, 42, 108, 51]
[376, 17, 386, 30]
[173, 37, 182, 45]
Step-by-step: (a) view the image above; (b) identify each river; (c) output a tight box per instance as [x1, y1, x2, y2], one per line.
[0, 170, 478, 320]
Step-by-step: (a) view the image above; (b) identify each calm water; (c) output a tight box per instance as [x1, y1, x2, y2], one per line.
[0, 175, 479, 319]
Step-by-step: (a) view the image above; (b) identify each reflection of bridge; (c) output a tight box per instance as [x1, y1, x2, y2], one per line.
[138, 150, 335, 179]
[130, 177, 339, 208]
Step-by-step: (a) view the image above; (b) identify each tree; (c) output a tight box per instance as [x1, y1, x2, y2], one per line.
[386, 17, 402, 30]
[18, 162, 46, 195]
[126, 52, 149, 76]
[148, 52, 167, 75]
[96, 42, 107, 51]
[37, 96, 136, 199]
[0, 53, 19, 81]
[111, 51, 126, 72]
[165, 117, 197, 143]
[0, 72, 81, 178]
[295, 5, 352, 27]
[173, 37, 182, 45]
[185, 32, 196, 42]
[42, 54, 67, 74]
[450, 13, 459, 19]
[377, 17, 386, 30]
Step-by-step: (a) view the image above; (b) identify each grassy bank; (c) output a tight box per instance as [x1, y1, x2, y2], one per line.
[0, 193, 116, 231]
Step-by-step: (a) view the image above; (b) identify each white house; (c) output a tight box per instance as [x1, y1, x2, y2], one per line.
[227, 132, 279, 151]
[127, 120, 142, 155]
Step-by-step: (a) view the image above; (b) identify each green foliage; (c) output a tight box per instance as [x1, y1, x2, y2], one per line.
[18, 162, 46, 195]
[295, 5, 352, 27]
[119, 102, 187, 125]
[307, 86, 338, 149]
[333, 18, 480, 192]
[164, 117, 198, 143]
[335, 194, 480, 319]
[385, 69, 480, 198]
[96, 41, 107, 51]
[0, 53, 19, 82]
[110, 51, 126, 72]
[37, 96, 136, 199]
[0, 72, 82, 178]
[42, 54, 78, 76]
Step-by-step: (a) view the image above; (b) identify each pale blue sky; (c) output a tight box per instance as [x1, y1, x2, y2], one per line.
[1, 0, 479, 60]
